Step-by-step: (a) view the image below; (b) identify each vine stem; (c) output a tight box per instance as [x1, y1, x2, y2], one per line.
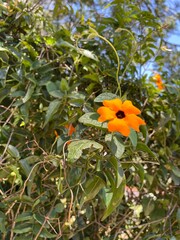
[91, 28, 138, 97]
[115, 28, 138, 96]
[96, 34, 121, 97]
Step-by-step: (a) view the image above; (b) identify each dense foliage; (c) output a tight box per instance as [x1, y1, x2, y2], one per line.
[0, 0, 179, 239]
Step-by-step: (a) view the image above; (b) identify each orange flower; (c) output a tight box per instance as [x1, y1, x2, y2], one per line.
[54, 130, 59, 138]
[97, 98, 146, 137]
[153, 73, 164, 90]
[65, 124, 75, 136]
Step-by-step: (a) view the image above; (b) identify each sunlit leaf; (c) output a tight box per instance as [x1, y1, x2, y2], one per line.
[78, 48, 99, 61]
[21, 41, 38, 58]
[105, 133, 125, 159]
[94, 93, 118, 102]
[79, 112, 107, 129]
[67, 140, 103, 162]
[56, 40, 98, 61]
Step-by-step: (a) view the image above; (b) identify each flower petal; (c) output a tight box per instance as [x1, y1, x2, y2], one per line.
[107, 118, 130, 136]
[97, 106, 116, 122]
[65, 124, 76, 136]
[122, 100, 141, 115]
[125, 114, 146, 132]
[103, 98, 122, 112]
[153, 73, 162, 82]
[156, 82, 164, 90]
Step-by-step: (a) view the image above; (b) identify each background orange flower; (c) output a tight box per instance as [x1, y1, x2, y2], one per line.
[97, 99, 146, 137]
[153, 73, 164, 90]
[65, 124, 76, 136]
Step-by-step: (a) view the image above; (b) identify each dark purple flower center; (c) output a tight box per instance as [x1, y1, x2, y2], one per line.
[116, 110, 125, 119]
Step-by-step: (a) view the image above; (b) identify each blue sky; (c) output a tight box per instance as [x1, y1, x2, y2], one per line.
[165, 0, 180, 49]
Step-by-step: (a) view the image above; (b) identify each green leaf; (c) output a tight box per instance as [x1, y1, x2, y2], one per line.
[0, 67, 9, 86]
[0, 47, 9, 52]
[60, 78, 69, 92]
[39, 228, 57, 238]
[56, 40, 76, 50]
[68, 91, 85, 100]
[21, 41, 38, 58]
[108, 157, 124, 188]
[13, 223, 32, 234]
[46, 81, 64, 98]
[44, 36, 56, 46]
[78, 48, 99, 61]
[0, 51, 9, 63]
[104, 170, 116, 190]
[56, 135, 67, 154]
[54, 203, 64, 213]
[11, 235, 32, 240]
[22, 84, 35, 103]
[129, 129, 137, 148]
[15, 212, 33, 223]
[44, 100, 61, 126]
[79, 112, 107, 129]
[142, 198, 155, 216]
[94, 93, 118, 102]
[33, 213, 45, 225]
[68, 92, 86, 106]
[140, 125, 149, 144]
[6, 195, 33, 204]
[101, 178, 126, 221]
[135, 164, 145, 186]
[19, 157, 39, 195]
[19, 158, 31, 177]
[171, 172, 180, 186]
[80, 175, 105, 206]
[0, 211, 6, 233]
[20, 103, 29, 123]
[0, 87, 10, 102]
[67, 140, 103, 162]
[105, 133, 125, 159]
[56, 40, 98, 61]
[136, 142, 156, 158]
[172, 166, 180, 178]
[170, 237, 177, 240]
[83, 73, 100, 82]
[176, 208, 180, 223]
[6, 144, 20, 159]
[155, 55, 164, 61]
[33, 224, 57, 238]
